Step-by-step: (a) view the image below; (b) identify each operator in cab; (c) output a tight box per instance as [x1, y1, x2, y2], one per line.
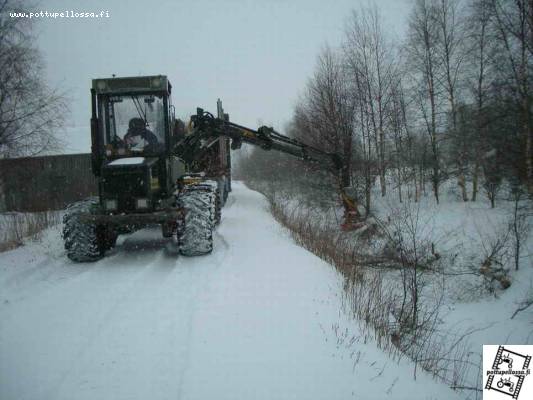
[124, 118, 159, 151]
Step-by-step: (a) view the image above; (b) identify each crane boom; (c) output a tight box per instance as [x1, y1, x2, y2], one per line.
[180, 108, 343, 172]
[177, 108, 361, 230]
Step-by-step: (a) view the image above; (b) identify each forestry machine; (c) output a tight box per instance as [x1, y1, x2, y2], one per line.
[62, 75, 359, 262]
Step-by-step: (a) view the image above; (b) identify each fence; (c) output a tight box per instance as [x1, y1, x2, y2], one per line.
[0, 153, 97, 212]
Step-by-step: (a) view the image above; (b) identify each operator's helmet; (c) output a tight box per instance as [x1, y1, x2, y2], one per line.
[129, 118, 145, 131]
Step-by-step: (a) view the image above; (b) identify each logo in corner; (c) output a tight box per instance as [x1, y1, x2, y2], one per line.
[484, 345, 532, 399]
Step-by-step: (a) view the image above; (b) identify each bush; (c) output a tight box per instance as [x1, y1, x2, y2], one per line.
[0, 211, 61, 252]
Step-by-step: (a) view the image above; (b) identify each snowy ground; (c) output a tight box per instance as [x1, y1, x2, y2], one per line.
[372, 182, 533, 329]
[373, 183, 533, 390]
[0, 182, 459, 400]
[255, 177, 533, 394]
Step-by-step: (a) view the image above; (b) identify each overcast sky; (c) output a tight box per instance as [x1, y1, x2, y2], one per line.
[36, 0, 410, 153]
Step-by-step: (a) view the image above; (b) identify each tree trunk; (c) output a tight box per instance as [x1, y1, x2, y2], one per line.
[524, 95, 533, 193]
[472, 160, 479, 201]
[379, 127, 387, 197]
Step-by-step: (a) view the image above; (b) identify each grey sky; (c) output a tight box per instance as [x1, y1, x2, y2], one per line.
[37, 0, 409, 153]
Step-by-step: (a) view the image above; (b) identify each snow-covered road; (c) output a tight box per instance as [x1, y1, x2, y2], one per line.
[0, 183, 460, 400]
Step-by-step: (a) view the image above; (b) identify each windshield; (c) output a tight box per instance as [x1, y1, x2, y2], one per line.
[101, 94, 166, 155]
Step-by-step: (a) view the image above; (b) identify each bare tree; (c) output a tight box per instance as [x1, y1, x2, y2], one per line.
[293, 46, 362, 217]
[509, 185, 530, 270]
[390, 80, 406, 203]
[0, 0, 66, 158]
[406, 0, 444, 204]
[389, 75, 420, 204]
[467, 0, 497, 201]
[490, 0, 533, 193]
[343, 6, 397, 198]
[435, 0, 469, 201]
[352, 64, 376, 215]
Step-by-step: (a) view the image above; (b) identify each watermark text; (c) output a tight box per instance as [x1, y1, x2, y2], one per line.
[9, 10, 110, 19]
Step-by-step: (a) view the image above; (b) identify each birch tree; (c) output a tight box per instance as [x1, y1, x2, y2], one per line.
[343, 5, 397, 197]
[0, 0, 66, 158]
[293, 46, 362, 216]
[435, 0, 469, 201]
[406, 0, 443, 203]
[490, 0, 533, 193]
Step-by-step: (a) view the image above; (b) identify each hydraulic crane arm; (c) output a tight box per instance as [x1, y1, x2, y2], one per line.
[183, 108, 344, 172]
[176, 108, 362, 230]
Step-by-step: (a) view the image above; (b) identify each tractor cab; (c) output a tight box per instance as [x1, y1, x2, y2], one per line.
[90, 75, 184, 214]
[92, 75, 174, 159]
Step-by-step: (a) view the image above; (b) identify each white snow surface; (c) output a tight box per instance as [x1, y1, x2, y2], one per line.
[108, 157, 145, 166]
[271, 176, 533, 391]
[0, 182, 460, 400]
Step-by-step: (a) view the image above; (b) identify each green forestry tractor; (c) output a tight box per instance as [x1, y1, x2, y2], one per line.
[62, 75, 359, 262]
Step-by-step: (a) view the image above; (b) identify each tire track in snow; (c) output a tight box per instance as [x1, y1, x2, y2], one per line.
[44, 252, 172, 400]
[174, 229, 229, 399]
[2, 229, 181, 400]
[43, 227, 229, 400]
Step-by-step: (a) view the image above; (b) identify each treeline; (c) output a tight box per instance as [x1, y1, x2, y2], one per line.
[240, 0, 532, 212]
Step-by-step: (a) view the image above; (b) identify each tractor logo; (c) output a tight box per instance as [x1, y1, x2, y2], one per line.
[484, 345, 532, 399]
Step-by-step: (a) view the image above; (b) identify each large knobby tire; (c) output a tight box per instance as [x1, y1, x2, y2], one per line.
[214, 187, 222, 225]
[176, 187, 215, 256]
[62, 198, 110, 262]
[202, 180, 219, 227]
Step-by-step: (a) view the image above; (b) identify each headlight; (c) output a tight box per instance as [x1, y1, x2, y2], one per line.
[136, 198, 149, 209]
[105, 199, 117, 210]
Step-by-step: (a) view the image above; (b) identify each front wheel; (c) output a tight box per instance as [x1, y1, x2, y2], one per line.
[63, 199, 107, 262]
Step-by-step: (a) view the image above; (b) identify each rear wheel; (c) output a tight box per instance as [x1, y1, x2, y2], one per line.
[175, 186, 215, 256]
